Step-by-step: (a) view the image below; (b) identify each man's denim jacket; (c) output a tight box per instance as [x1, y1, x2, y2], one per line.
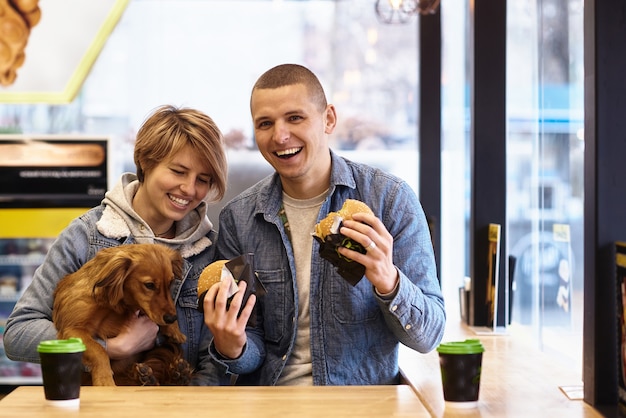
[2, 205, 222, 385]
[211, 151, 446, 385]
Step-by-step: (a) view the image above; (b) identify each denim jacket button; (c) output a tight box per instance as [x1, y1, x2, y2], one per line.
[282, 355, 287, 361]
[391, 305, 398, 312]
[405, 324, 412, 330]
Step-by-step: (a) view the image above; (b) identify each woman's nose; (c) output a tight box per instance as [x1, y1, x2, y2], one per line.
[180, 178, 195, 195]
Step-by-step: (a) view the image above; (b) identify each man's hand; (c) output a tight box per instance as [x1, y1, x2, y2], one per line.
[339, 212, 398, 294]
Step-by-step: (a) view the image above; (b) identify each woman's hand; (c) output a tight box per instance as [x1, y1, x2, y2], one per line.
[203, 278, 256, 359]
[105, 310, 159, 360]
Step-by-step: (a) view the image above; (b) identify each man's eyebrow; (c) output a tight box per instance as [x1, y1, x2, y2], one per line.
[253, 115, 270, 124]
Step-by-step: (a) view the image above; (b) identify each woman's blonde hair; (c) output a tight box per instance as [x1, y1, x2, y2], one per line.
[134, 105, 227, 202]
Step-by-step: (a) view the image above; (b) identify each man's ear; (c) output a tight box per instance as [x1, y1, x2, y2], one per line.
[324, 104, 337, 134]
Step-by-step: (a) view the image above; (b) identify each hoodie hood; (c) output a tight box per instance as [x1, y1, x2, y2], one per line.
[97, 173, 213, 258]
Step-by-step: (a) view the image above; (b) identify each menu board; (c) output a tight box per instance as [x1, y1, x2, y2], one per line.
[0, 136, 108, 208]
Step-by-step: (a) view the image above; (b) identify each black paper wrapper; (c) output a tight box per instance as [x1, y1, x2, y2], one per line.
[197, 253, 266, 327]
[314, 226, 366, 286]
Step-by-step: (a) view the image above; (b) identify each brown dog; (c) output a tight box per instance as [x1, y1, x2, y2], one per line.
[52, 243, 192, 386]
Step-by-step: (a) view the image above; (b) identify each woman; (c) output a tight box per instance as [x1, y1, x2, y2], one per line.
[3, 105, 228, 385]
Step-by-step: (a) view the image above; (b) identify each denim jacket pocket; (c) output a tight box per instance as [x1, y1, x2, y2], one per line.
[177, 282, 200, 310]
[255, 269, 286, 343]
[330, 274, 380, 324]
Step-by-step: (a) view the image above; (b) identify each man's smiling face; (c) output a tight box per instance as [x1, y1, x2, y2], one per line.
[251, 83, 335, 198]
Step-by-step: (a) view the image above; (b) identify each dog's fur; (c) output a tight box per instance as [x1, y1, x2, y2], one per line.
[52, 243, 193, 386]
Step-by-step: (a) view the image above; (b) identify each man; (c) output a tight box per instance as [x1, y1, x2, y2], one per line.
[203, 63, 446, 385]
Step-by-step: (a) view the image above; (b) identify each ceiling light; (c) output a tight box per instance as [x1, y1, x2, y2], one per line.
[375, 0, 440, 24]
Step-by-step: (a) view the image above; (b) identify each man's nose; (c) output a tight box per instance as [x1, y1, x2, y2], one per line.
[272, 120, 290, 143]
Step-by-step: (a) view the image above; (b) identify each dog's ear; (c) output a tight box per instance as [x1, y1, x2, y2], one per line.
[92, 250, 133, 308]
[170, 251, 184, 281]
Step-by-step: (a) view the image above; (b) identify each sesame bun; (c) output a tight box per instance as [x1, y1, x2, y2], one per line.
[314, 199, 373, 239]
[198, 259, 228, 296]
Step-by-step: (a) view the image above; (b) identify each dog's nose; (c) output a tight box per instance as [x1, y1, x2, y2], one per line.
[163, 314, 178, 324]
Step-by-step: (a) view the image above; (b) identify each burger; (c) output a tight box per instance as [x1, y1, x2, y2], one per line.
[313, 199, 374, 241]
[313, 199, 374, 286]
[197, 260, 235, 313]
[196, 254, 266, 326]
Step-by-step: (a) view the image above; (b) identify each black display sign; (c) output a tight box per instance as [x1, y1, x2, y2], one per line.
[0, 136, 108, 208]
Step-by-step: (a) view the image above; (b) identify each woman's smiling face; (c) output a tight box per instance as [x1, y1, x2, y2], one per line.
[135, 144, 211, 227]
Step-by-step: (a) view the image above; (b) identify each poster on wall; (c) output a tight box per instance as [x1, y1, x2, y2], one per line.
[0, 0, 129, 104]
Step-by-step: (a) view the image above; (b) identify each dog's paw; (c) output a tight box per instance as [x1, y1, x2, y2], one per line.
[168, 357, 193, 386]
[135, 363, 158, 386]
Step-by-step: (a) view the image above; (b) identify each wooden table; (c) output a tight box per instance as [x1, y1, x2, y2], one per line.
[0, 385, 430, 417]
[398, 320, 604, 417]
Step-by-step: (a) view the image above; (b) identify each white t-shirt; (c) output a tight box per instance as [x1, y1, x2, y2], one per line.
[277, 190, 327, 385]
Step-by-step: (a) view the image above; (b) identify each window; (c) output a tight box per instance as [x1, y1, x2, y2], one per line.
[0, 0, 584, 380]
[440, 0, 584, 377]
[505, 0, 584, 372]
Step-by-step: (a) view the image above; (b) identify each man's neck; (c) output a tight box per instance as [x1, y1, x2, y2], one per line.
[281, 153, 332, 199]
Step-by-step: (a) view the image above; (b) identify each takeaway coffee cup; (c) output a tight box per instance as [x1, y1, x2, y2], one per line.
[37, 337, 86, 408]
[437, 339, 485, 408]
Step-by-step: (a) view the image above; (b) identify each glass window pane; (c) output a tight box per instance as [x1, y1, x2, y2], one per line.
[440, 1, 471, 319]
[506, 0, 584, 376]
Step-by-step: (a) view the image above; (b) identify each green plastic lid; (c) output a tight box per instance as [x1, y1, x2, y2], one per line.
[37, 338, 86, 354]
[437, 339, 485, 355]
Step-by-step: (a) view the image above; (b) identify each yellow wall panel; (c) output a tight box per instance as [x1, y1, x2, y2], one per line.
[0, 208, 88, 238]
